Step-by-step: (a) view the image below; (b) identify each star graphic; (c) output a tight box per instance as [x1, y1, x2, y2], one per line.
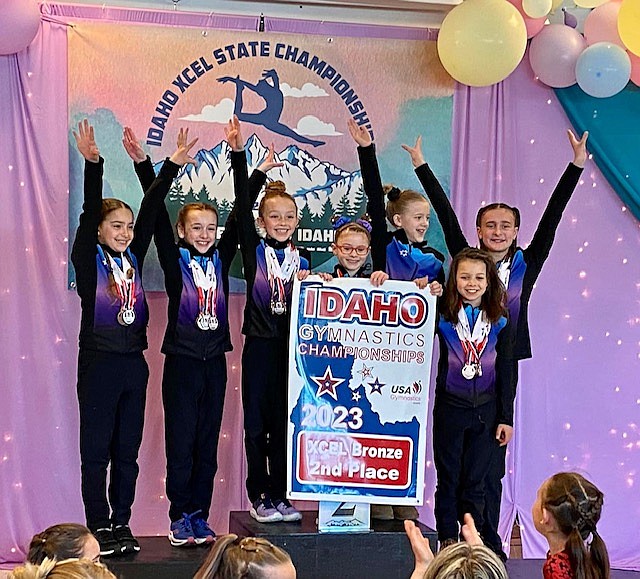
[368, 377, 385, 395]
[311, 366, 345, 401]
[400, 249, 409, 257]
[358, 364, 373, 379]
[351, 390, 362, 402]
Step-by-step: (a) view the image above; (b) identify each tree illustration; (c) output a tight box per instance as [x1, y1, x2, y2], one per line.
[349, 185, 366, 217]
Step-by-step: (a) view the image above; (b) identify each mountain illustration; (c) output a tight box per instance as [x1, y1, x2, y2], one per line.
[155, 134, 364, 217]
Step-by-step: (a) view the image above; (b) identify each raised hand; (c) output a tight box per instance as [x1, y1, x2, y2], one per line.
[461, 513, 484, 546]
[169, 127, 198, 166]
[347, 118, 372, 147]
[122, 127, 146, 163]
[73, 119, 100, 163]
[568, 129, 589, 168]
[258, 143, 284, 174]
[401, 136, 425, 168]
[224, 115, 244, 152]
[405, 520, 434, 579]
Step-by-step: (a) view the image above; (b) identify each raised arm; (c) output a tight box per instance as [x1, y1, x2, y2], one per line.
[524, 130, 587, 275]
[123, 126, 156, 193]
[131, 128, 198, 271]
[71, 120, 104, 285]
[348, 119, 387, 272]
[404, 136, 469, 257]
[495, 319, 516, 435]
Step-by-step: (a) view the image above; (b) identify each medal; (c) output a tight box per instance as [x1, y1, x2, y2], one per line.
[265, 242, 300, 318]
[187, 251, 220, 332]
[462, 363, 477, 380]
[196, 313, 211, 331]
[272, 300, 286, 315]
[117, 308, 136, 326]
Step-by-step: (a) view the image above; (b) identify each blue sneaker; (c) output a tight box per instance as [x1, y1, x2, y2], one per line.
[169, 513, 196, 547]
[191, 514, 215, 545]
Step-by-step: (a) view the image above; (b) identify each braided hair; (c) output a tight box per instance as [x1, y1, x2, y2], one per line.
[543, 472, 610, 579]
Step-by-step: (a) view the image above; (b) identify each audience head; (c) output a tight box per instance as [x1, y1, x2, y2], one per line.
[533, 472, 610, 579]
[27, 524, 99, 565]
[10, 557, 115, 579]
[423, 542, 508, 579]
[194, 534, 295, 579]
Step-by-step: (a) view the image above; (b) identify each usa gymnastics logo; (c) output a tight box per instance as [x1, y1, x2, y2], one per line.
[390, 380, 423, 403]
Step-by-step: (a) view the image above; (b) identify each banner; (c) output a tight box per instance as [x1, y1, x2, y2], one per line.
[287, 277, 436, 504]
[67, 23, 453, 291]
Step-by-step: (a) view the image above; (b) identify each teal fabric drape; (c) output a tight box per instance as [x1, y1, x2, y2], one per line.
[555, 83, 640, 220]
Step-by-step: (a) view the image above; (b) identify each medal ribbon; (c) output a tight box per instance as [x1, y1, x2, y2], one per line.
[100, 248, 136, 313]
[496, 257, 511, 289]
[189, 255, 218, 323]
[265, 243, 300, 313]
[454, 304, 491, 369]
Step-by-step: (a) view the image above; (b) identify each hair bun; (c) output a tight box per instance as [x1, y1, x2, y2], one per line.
[265, 180, 287, 194]
[386, 186, 401, 202]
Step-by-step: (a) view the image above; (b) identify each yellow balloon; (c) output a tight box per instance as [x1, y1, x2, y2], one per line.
[550, 0, 563, 12]
[619, 0, 640, 56]
[574, 0, 608, 7]
[523, 0, 552, 18]
[437, 0, 527, 87]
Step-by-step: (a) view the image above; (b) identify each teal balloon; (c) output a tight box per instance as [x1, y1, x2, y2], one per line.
[575, 42, 631, 97]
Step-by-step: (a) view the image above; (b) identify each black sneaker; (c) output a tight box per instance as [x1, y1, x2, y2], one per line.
[113, 524, 140, 554]
[93, 527, 120, 558]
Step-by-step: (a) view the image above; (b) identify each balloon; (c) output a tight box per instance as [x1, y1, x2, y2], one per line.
[509, 0, 547, 37]
[575, 0, 609, 7]
[575, 42, 631, 97]
[584, 2, 623, 47]
[618, 0, 640, 56]
[551, 0, 564, 11]
[437, 0, 528, 86]
[523, 0, 552, 18]
[0, 0, 41, 56]
[628, 51, 640, 85]
[529, 24, 588, 87]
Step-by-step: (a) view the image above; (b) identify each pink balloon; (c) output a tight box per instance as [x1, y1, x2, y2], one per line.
[584, 2, 623, 47]
[508, 0, 546, 38]
[0, 0, 41, 56]
[529, 24, 588, 87]
[630, 51, 640, 86]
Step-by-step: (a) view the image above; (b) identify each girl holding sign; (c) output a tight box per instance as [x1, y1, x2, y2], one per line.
[71, 120, 196, 557]
[233, 116, 310, 524]
[124, 123, 281, 545]
[402, 130, 587, 558]
[434, 248, 515, 549]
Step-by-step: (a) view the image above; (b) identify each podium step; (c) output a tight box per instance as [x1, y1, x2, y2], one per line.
[229, 510, 437, 579]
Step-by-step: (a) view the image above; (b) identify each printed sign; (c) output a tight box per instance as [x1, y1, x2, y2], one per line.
[287, 277, 436, 504]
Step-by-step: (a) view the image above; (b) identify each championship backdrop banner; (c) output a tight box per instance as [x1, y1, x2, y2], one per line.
[68, 23, 454, 290]
[287, 277, 436, 504]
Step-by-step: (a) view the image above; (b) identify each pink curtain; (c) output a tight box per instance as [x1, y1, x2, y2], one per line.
[1, 5, 638, 571]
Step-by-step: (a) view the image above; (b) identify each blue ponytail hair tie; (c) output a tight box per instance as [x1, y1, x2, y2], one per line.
[355, 218, 372, 233]
[332, 215, 372, 233]
[332, 215, 352, 230]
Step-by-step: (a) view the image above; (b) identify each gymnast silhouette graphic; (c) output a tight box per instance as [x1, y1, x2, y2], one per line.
[217, 69, 325, 148]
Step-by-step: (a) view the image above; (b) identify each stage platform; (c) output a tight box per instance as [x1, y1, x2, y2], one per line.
[103, 513, 640, 579]
[106, 510, 437, 578]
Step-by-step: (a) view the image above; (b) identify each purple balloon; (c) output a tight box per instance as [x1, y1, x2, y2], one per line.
[563, 8, 579, 30]
[529, 24, 587, 88]
[0, 0, 41, 56]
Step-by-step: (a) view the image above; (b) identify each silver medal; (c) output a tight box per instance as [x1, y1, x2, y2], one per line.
[462, 363, 476, 380]
[272, 301, 286, 315]
[196, 313, 211, 331]
[118, 308, 136, 326]
[209, 316, 219, 331]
